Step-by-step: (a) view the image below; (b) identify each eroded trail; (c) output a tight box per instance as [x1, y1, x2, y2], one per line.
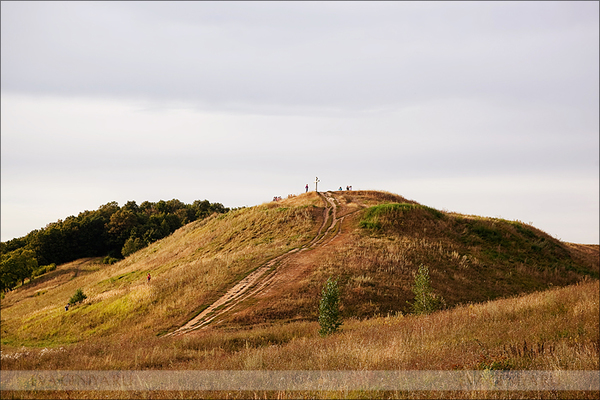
[166, 191, 359, 336]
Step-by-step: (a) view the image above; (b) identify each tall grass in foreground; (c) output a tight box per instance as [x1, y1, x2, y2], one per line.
[3, 280, 597, 372]
[2, 282, 597, 399]
[2, 281, 597, 399]
[1, 390, 597, 399]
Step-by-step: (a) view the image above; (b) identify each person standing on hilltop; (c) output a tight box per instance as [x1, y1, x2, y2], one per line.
[305, 184, 309, 193]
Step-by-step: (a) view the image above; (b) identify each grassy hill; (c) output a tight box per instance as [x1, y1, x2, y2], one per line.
[1, 191, 598, 391]
[219, 193, 598, 328]
[1, 193, 322, 346]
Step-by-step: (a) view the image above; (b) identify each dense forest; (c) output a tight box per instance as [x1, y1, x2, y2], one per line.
[0, 199, 229, 292]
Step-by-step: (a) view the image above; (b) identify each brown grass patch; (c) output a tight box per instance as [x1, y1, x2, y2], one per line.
[1, 202, 322, 346]
[2, 281, 597, 398]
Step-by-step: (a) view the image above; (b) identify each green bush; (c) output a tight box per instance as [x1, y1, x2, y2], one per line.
[409, 264, 445, 315]
[122, 237, 146, 257]
[318, 277, 343, 336]
[102, 256, 119, 265]
[31, 263, 57, 278]
[69, 288, 87, 305]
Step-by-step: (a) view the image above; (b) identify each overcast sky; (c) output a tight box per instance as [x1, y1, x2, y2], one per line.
[2, 1, 598, 244]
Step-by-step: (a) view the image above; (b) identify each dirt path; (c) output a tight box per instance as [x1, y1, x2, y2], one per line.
[166, 191, 361, 336]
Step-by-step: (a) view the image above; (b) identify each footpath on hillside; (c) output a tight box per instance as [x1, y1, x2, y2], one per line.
[166, 191, 363, 336]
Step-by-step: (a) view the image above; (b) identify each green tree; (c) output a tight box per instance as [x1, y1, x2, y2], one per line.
[122, 237, 146, 257]
[107, 209, 138, 244]
[1, 198, 229, 268]
[1, 249, 38, 286]
[69, 288, 87, 305]
[0, 255, 19, 292]
[318, 277, 343, 336]
[409, 264, 445, 315]
[30, 222, 68, 265]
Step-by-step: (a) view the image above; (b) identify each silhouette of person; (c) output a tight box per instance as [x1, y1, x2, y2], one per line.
[305, 184, 309, 193]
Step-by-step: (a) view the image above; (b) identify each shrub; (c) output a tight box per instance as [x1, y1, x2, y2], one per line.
[409, 264, 445, 315]
[102, 256, 119, 265]
[318, 277, 343, 336]
[32, 263, 57, 278]
[122, 237, 146, 257]
[69, 288, 87, 305]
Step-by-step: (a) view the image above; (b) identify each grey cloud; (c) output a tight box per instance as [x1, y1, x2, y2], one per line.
[2, 2, 597, 114]
[1, 2, 598, 243]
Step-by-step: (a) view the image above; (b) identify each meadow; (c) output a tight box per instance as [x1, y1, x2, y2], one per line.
[1, 191, 598, 399]
[2, 279, 598, 398]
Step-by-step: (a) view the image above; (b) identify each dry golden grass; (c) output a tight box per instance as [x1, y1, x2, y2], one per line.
[1, 200, 321, 346]
[210, 206, 598, 328]
[277, 191, 323, 208]
[5, 189, 596, 347]
[2, 190, 598, 399]
[2, 280, 598, 399]
[2, 391, 597, 399]
[2, 279, 597, 371]
[2, 191, 599, 346]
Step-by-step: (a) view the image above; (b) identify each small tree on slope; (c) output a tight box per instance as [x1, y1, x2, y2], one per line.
[410, 264, 445, 315]
[318, 277, 343, 336]
[69, 288, 87, 305]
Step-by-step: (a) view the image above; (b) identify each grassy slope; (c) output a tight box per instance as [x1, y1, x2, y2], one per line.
[215, 192, 599, 327]
[1, 190, 597, 353]
[1, 193, 323, 346]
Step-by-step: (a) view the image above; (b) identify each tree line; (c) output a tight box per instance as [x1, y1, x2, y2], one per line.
[0, 199, 229, 292]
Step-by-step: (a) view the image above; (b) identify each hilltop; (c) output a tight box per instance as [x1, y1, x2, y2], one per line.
[1, 190, 597, 349]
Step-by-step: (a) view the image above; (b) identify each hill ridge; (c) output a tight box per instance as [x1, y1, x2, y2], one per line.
[1, 190, 597, 348]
